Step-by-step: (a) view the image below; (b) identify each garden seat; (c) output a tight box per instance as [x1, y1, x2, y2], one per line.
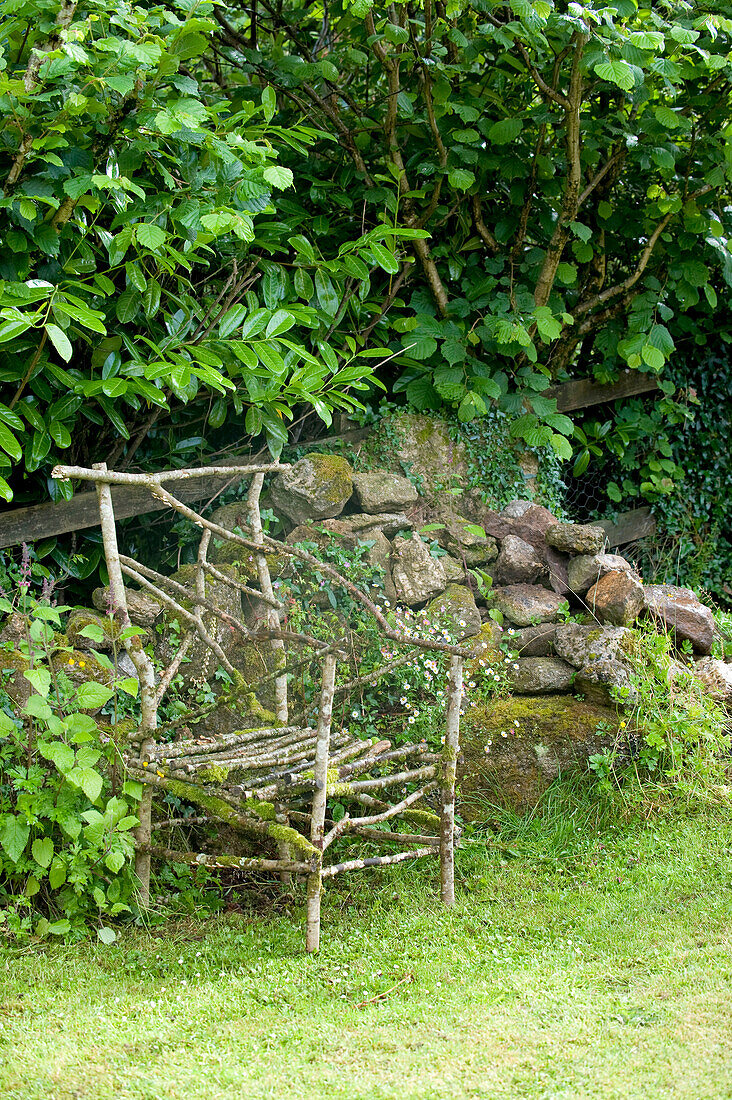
[52, 460, 469, 950]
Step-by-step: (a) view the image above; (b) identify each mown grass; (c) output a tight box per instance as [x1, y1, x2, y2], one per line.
[2, 786, 732, 1100]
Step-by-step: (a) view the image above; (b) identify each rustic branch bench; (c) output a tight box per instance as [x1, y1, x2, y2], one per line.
[53, 461, 470, 951]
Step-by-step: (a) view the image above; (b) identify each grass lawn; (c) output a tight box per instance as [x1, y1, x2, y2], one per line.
[2, 792, 732, 1100]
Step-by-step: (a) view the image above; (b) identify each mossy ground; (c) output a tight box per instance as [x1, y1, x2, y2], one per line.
[2, 794, 732, 1100]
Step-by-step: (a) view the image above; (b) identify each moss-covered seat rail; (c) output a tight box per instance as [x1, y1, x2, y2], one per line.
[52, 460, 470, 952]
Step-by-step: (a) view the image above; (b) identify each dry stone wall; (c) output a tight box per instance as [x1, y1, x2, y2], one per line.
[34, 417, 728, 813]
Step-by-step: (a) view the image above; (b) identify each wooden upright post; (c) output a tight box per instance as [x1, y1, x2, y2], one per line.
[440, 655, 463, 906]
[306, 651, 337, 952]
[94, 463, 158, 906]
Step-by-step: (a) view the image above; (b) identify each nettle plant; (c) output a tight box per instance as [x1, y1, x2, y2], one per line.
[0, 574, 142, 940]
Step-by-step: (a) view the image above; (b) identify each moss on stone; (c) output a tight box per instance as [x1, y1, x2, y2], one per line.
[309, 453, 353, 505]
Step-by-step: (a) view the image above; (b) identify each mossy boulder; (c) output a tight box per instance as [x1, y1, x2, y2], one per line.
[157, 563, 246, 684]
[351, 470, 419, 513]
[457, 695, 623, 814]
[391, 533, 446, 605]
[269, 454, 353, 525]
[92, 586, 162, 627]
[66, 608, 130, 651]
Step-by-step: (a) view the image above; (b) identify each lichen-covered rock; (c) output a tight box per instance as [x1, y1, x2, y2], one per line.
[442, 556, 468, 584]
[492, 534, 543, 586]
[362, 529, 397, 605]
[458, 695, 624, 813]
[644, 584, 715, 655]
[435, 514, 498, 566]
[506, 624, 556, 656]
[321, 512, 409, 539]
[586, 570, 645, 627]
[269, 454, 353, 525]
[157, 563, 245, 684]
[491, 584, 565, 626]
[693, 657, 732, 701]
[507, 657, 575, 694]
[391, 534, 446, 605]
[553, 623, 631, 668]
[567, 552, 635, 596]
[574, 658, 636, 707]
[545, 522, 606, 555]
[92, 586, 162, 627]
[0, 642, 32, 711]
[426, 584, 482, 638]
[501, 499, 533, 519]
[351, 470, 419, 513]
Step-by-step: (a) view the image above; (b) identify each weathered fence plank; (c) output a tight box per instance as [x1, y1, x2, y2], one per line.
[0, 382, 660, 551]
[597, 506, 657, 546]
[546, 372, 659, 413]
[0, 457, 252, 549]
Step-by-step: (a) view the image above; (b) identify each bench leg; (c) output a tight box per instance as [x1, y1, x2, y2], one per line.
[306, 861, 322, 953]
[306, 651, 337, 952]
[440, 655, 463, 906]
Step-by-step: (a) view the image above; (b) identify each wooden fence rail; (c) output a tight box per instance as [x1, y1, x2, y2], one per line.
[0, 375, 661, 550]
